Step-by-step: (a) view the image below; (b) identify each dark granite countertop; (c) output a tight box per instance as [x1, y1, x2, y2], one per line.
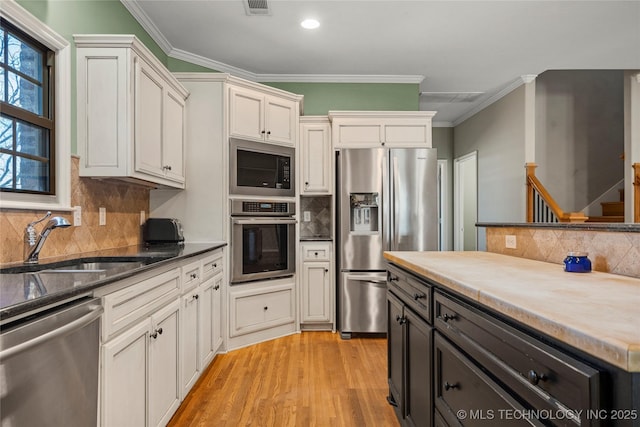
[476, 222, 640, 232]
[0, 242, 226, 324]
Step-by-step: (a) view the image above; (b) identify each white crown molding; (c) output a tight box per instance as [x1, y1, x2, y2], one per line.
[257, 74, 425, 84]
[120, 0, 173, 54]
[1, 0, 68, 50]
[169, 48, 258, 81]
[433, 121, 454, 128]
[452, 74, 538, 127]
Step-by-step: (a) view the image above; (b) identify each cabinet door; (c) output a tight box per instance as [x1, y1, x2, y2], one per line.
[135, 57, 164, 178]
[264, 96, 296, 145]
[102, 319, 150, 427]
[301, 123, 331, 193]
[383, 122, 431, 147]
[180, 290, 200, 398]
[230, 285, 295, 337]
[301, 261, 331, 323]
[162, 88, 186, 183]
[332, 122, 382, 148]
[405, 307, 433, 427]
[229, 86, 264, 141]
[149, 300, 181, 427]
[199, 274, 215, 368]
[211, 271, 224, 354]
[387, 291, 405, 417]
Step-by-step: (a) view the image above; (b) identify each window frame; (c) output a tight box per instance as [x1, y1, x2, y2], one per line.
[0, 0, 70, 210]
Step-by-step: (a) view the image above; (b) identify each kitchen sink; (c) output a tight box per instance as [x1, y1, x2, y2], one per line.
[0, 257, 157, 274]
[40, 261, 147, 273]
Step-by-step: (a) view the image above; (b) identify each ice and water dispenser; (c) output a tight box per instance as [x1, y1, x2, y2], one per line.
[349, 193, 379, 234]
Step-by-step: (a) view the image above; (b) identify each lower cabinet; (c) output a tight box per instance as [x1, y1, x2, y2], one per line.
[99, 248, 226, 426]
[387, 265, 433, 427]
[102, 298, 180, 427]
[300, 242, 334, 329]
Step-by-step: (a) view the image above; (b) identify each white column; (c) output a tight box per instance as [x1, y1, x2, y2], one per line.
[522, 75, 537, 164]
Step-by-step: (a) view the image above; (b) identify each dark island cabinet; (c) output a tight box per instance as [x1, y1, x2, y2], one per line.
[387, 264, 434, 427]
[387, 262, 640, 427]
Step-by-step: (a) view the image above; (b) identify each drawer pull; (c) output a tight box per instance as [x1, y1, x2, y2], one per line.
[213, 263, 217, 268]
[190, 273, 197, 279]
[527, 370, 547, 385]
[214, 285, 220, 290]
[264, 306, 268, 311]
[413, 293, 426, 301]
[150, 327, 163, 339]
[438, 313, 457, 322]
[389, 276, 399, 282]
[395, 315, 406, 325]
[444, 381, 459, 391]
[192, 294, 199, 300]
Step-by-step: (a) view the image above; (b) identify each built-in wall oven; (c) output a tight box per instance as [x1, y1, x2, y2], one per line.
[230, 200, 296, 284]
[229, 138, 295, 197]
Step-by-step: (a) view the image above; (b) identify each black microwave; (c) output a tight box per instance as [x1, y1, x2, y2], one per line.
[229, 138, 295, 197]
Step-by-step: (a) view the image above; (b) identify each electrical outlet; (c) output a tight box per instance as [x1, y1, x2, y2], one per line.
[505, 235, 517, 249]
[303, 211, 311, 222]
[99, 207, 106, 226]
[73, 206, 82, 226]
[140, 210, 146, 225]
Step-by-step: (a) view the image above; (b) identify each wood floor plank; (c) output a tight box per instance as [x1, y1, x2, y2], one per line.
[168, 331, 399, 426]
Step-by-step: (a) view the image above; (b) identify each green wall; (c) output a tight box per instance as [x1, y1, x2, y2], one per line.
[263, 82, 419, 115]
[15, 0, 419, 153]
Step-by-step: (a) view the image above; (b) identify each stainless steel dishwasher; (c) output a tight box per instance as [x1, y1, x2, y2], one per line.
[0, 297, 103, 427]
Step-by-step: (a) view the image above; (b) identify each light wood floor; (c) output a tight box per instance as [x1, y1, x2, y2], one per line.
[168, 331, 399, 426]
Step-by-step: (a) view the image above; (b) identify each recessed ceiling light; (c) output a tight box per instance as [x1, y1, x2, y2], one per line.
[301, 19, 320, 30]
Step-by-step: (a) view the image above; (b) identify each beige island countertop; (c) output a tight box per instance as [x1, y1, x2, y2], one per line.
[384, 251, 640, 373]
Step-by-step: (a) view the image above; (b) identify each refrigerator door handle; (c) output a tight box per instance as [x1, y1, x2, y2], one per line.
[382, 150, 390, 252]
[391, 155, 399, 251]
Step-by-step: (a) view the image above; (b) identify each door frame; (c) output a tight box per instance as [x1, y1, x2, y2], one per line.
[453, 151, 478, 251]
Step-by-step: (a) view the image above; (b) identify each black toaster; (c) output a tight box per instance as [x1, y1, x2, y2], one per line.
[142, 218, 184, 244]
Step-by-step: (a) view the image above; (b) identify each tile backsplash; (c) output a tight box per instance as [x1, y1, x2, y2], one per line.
[300, 196, 332, 239]
[0, 156, 150, 264]
[486, 226, 640, 278]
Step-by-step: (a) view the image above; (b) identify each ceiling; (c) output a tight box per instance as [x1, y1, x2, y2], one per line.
[124, 0, 640, 126]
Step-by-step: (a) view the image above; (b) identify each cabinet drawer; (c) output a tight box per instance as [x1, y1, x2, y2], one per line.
[434, 291, 600, 424]
[103, 268, 181, 341]
[388, 264, 431, 323]
[302, 244, 331, 261]
[202, 251, 223, 281]
[434, 333, 544, 427]
[181, 259, 201, 292]
[230, 285, 295, 337]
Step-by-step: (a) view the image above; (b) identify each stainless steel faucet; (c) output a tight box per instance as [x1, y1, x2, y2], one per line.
[24, 212, 71, 264]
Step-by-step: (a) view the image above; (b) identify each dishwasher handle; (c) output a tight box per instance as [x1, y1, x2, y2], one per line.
[0, 303, 103, 361]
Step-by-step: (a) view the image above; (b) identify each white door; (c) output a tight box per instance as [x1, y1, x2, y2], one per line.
[135, 59, 164, 177]
[454, 152, 478, 251]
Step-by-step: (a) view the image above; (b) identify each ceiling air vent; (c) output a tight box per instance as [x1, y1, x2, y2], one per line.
[419, 92, 484, 103]
[244, 0, 271, 15]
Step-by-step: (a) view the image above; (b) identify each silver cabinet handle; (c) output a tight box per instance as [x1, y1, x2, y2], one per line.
[0, 305, 103, 361]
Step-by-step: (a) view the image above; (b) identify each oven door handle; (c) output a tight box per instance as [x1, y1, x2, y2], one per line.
[232, 218, 297, 225]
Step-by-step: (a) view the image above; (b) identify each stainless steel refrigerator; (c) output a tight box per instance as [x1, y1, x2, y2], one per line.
[337, 147, 438, 339]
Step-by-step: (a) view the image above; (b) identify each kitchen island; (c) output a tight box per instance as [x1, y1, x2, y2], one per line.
[385, 251, 640, 427]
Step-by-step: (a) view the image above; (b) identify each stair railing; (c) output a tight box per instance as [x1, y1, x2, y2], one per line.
[525, 163, 588, 223]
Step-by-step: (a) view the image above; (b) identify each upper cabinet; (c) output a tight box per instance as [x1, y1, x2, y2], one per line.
[75, 35, 189, 189]
[300, 116, 332, 194]
[229, 85, 299, 147]
[329, 111, 436, 149]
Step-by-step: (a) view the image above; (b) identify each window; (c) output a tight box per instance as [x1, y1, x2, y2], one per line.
[0, 1, 70, 211]
[1, 19, 55, 194]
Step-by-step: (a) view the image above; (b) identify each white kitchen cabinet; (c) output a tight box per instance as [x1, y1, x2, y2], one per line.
[300, 117, 332, 194]
[179, 250, 224, 398]
[148, 300, 181, 427]
[329, 111, 436, 149]
[101, 294, 180, 427]
[229, 85, 298, 146]
[229, 281, 295, 338]
[75, 35, 188, 188]
[300, 242, 334, 329]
